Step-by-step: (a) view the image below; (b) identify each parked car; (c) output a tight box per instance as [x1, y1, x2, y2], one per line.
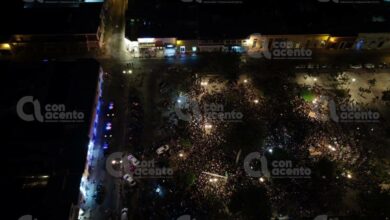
[156, 145, 170, 155]
[108, 101, 114, 110]
[378, 62, 388, 69]
[127, 154, 140, 166]
[295, 64, 306, 69]
[123, 174, 136, 186]
[350, 64, 362, 69]
[121, 208, 128, 220]
[105, 122, 112, 131]
[106, 101, 115, 117]
[364, 63, 375, 69]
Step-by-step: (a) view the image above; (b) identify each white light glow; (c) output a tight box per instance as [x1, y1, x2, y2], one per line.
[138, 38, 155, 43]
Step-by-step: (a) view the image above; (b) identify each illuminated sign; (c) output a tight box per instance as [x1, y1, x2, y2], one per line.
[138, 38, 156, 43]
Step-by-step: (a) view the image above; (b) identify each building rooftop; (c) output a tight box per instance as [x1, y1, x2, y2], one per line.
[1, 59, 100, 220]
[126, 0, 390, 39]
[0, 1, 101, 39]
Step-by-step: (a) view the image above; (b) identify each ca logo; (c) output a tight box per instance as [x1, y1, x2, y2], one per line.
[243, 152, 270, 178]
[247, 34, 272, 59]
[16, 96, 44, 122]
[174, 98, 201, 122]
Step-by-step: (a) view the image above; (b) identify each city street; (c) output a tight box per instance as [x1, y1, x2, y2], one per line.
[73, 1, 390, 219]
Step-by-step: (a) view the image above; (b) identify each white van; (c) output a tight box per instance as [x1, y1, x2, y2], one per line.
[121, 208, 128, 220]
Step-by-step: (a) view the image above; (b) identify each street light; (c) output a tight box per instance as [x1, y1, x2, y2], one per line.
[243, 79, 248, 83]
[200, 81, 208, 86]
[254, 99, 259, 104]
[259, 177, 265, 183]
[327, 145, 336, 151]
[205, 124, 212, 129]
[179, 153, 184, 158]
[209, 178, 218, 183]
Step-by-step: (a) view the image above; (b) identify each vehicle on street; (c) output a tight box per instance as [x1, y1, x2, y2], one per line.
[156, 144, 170, 155]
[364, 63, 375, 69]
[123, 174, 136, 186]
[378, 62, 388, 69]
[127, 154, 140, 166]
[106, 101, 115, 117]
[350, 64, 362, 69]
[295, 64, 306, 69]
[105, 122, 112, 131]
[121, 208, 128, 220]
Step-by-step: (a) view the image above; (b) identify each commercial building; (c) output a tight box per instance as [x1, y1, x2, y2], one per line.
[122, 32, 389, 58]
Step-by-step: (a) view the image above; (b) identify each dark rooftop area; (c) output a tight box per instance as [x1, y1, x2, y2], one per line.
[0, 1, 101, 39]
[1, 59, 100, 220]
[126, 0, 390, 39]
